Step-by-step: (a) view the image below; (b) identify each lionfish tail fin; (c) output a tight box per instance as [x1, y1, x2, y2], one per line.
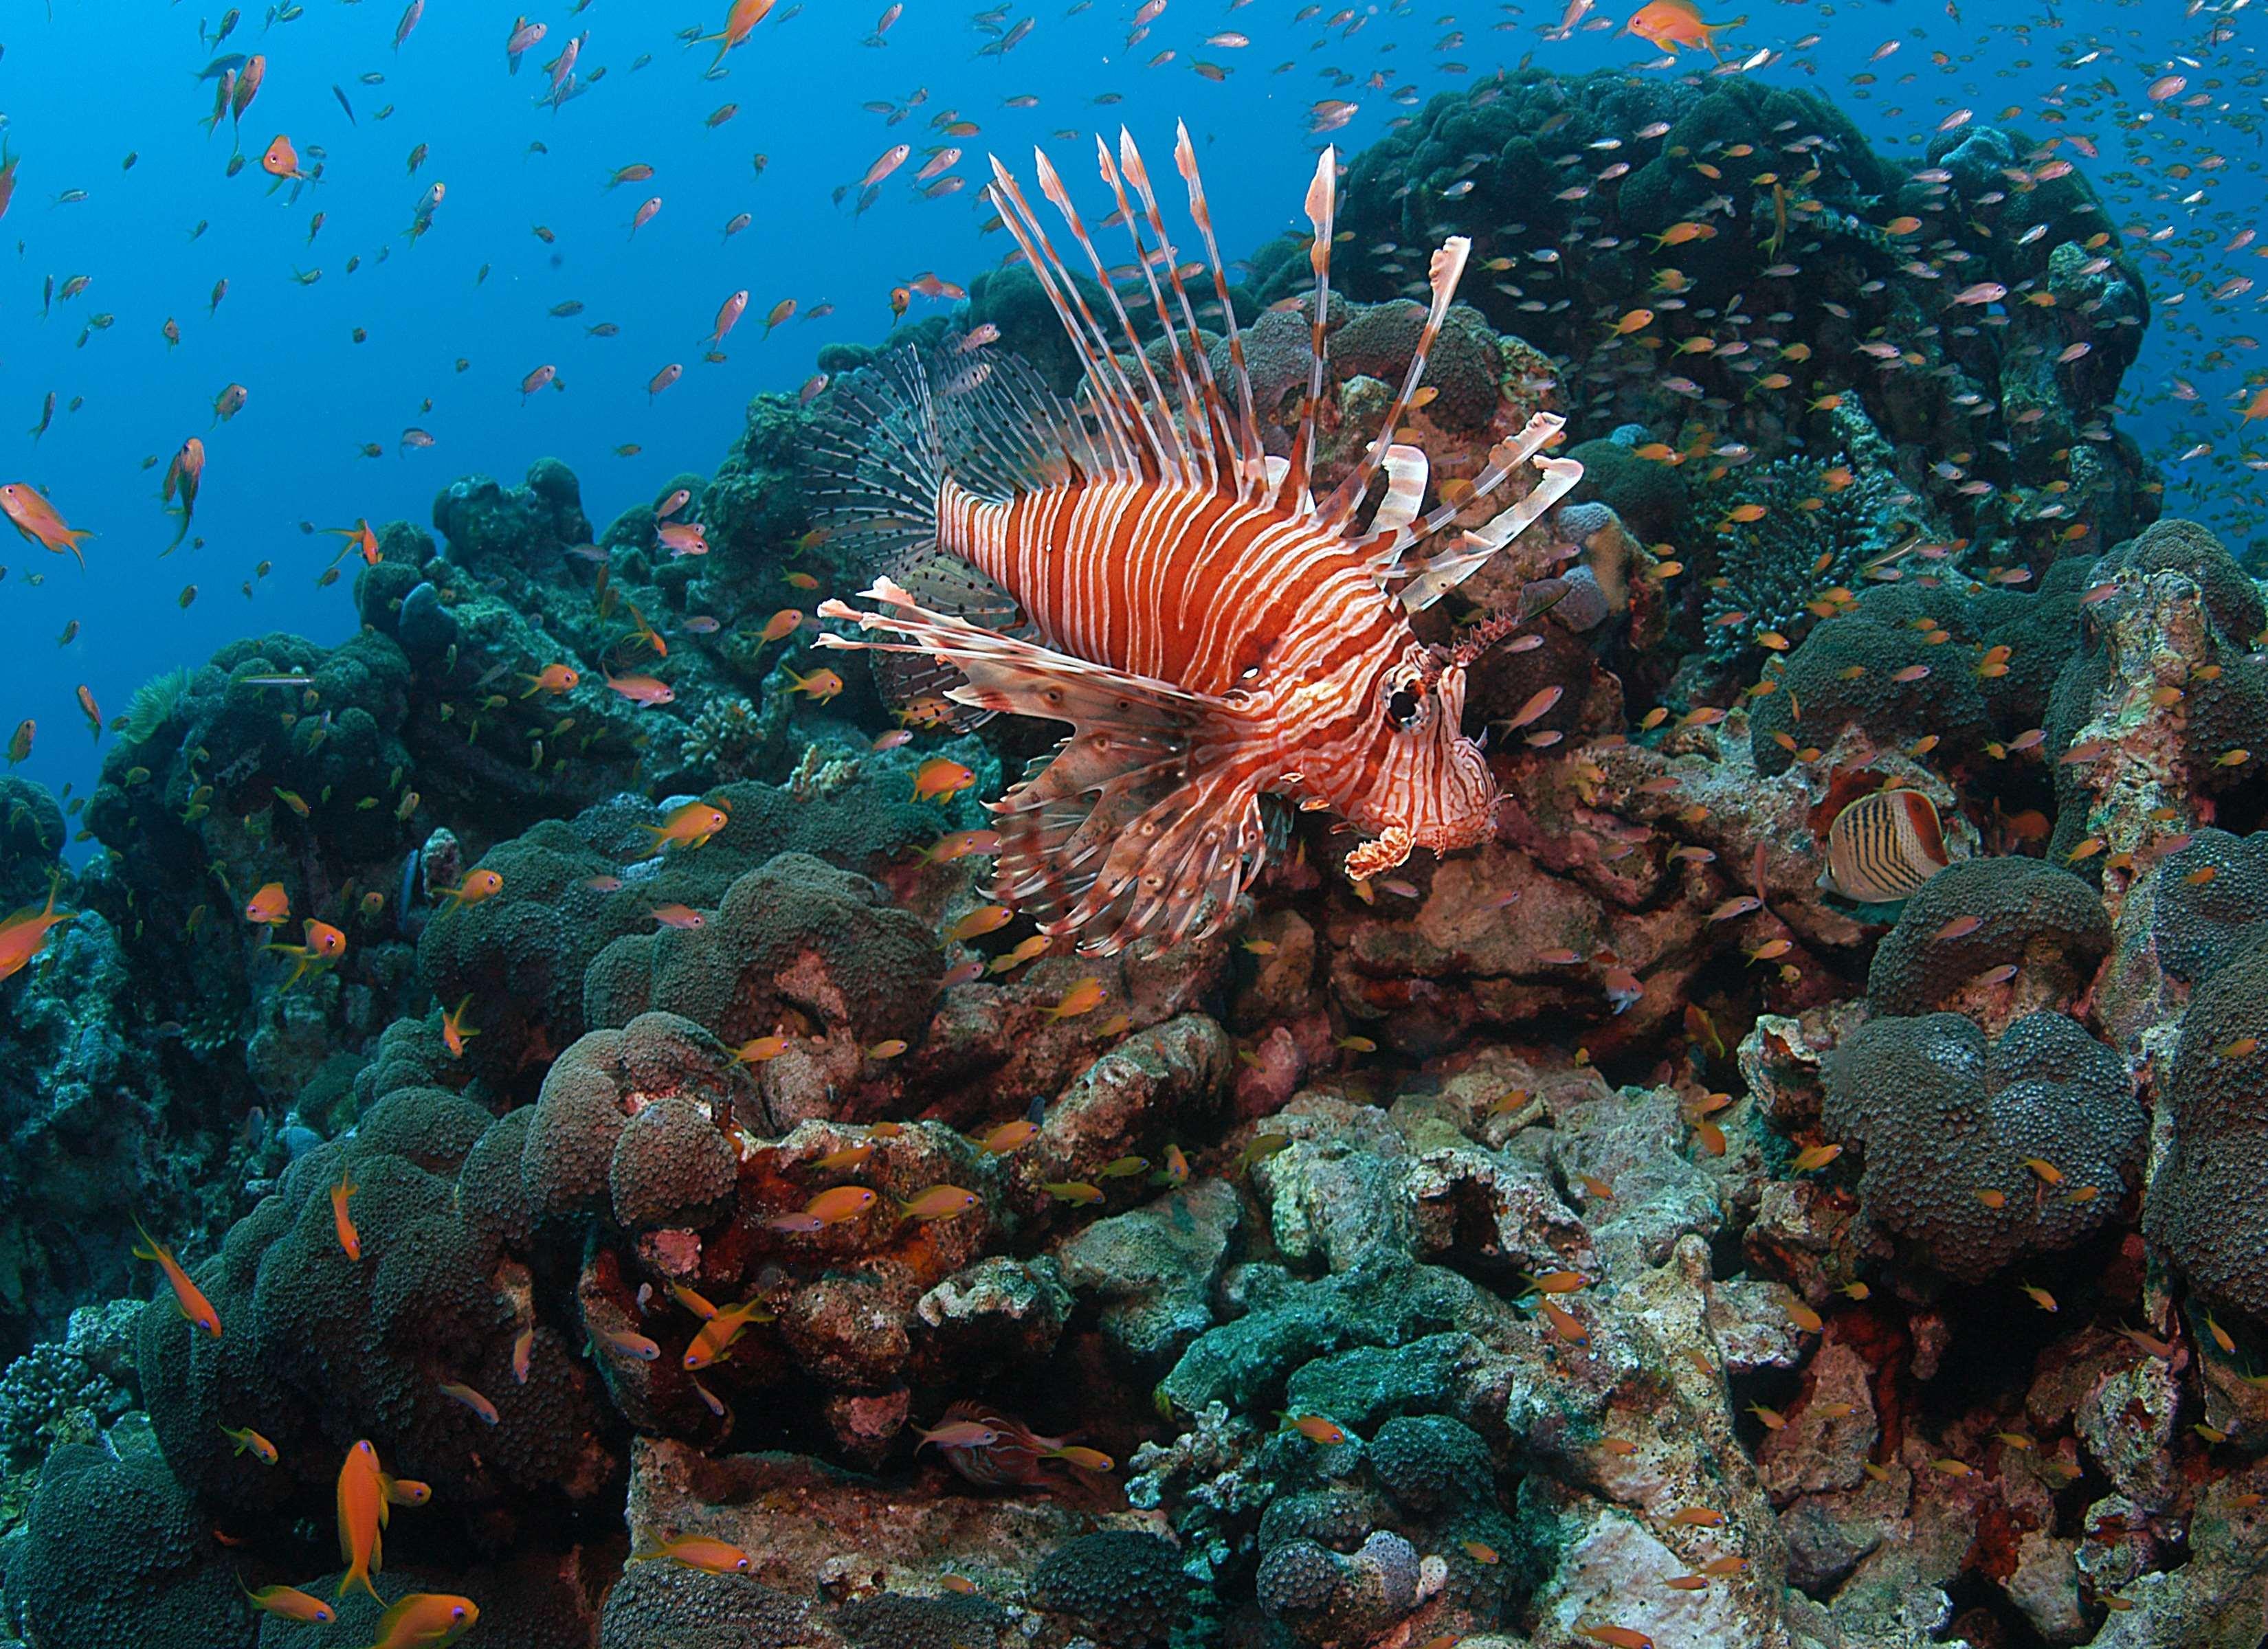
[817, 583, 1266, 954]
[805, 344, 1096, 723]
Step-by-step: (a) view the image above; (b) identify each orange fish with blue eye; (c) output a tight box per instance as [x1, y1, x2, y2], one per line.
[243, 882, 291, 927]
[1623, 0, 1738, 58]
[336, 1439, 387, 1600]
[133, 1217, 221, 1338]
[267, 918, 346, 989]
[240, 1580, 333, 1624]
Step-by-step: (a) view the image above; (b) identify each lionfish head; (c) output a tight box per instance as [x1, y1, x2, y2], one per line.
[1339, 641, 1497, 881]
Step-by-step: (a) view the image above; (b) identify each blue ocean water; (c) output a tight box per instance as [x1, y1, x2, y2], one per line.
[0, 0, 2249, 815]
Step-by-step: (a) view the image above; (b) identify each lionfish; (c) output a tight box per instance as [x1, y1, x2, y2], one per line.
[812, 124, 1582, 955]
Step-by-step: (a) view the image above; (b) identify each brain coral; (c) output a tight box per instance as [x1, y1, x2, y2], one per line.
[420, 778, 949, 1093]
[581, 852, 940, 1081]
[520, 1012, 751, 1229]
[2144, 935, 2268, 1323]
[1823, 1011, 2141, 1281]
[1865, 857, 2110, 1029]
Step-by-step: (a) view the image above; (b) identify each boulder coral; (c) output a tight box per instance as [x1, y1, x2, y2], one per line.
[1822, 1012, 2141, 1281]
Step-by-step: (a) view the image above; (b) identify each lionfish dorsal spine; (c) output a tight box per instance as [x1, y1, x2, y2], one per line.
[1367, 445, 1430, 543]
[1026, 147, 1183, 486]
[985, 155, 1146, 478]
[1112, 128, 1242, 499]
[1317, 235, 1474, 536]
[1093, 134, 1220, 495]
[1172, 120, 1271, 502]
[1286, 147, 1339, 516]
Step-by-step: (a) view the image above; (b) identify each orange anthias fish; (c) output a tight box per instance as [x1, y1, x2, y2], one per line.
[436, 868, 503, 907]
[0, 139, 17, 224]
[360, 1593, 478, 1649]
[325, 519, 381, 565]
[912, 757, 975, 801]
[0, 483, 94, 570]
[812, 126, 1579, 955]
[0, 877, 73, 983]
[331, 1164, 362, 1260]
[336, 1439, 388, 1600]
[696, 0, 777, 71]
[521, 662, 580, 696]
[441, 996, 480, 1059]
[243, 881, 291, 927]
[162, 437, 205, 552]
[133, 1217, 223, 1338]
[680, 1296, 772, 1371]
[241, 1580, 334, 1623]
[1623, 0, 1737, 58]
[260, 134, 308, 182]
[631, 1533, 754, 1575]
[268, 918, 347, 991]
[641, 800, 729, 855]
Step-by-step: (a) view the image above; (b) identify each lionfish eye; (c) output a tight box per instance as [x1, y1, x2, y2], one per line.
[1386, 686, 1423, 728]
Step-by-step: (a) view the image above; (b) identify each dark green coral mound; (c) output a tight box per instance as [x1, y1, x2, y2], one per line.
[1749, 587, 1991, 776]
[137, 1081, 616, 1538]
[1865, 857, 2109, 1022]
[1032, 1530, 1190, 1646]
[599, 1562, 811, 1649]
[835, 1591, 1009, 1649]
[2145, 829, 2268, 988]
[1564, 437, 1687, 543]
[6, 1443, 249, 1649]
[1823, 1011, 2141, 1282]
[2145, 936, 2268, 1325]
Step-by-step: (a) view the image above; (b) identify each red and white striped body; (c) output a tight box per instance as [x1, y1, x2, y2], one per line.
[940, 473, 1495, 859]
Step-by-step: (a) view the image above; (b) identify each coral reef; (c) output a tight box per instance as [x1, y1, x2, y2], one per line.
[14, 76, 2264, 1649]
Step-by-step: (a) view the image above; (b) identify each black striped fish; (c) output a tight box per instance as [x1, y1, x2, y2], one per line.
[1822, 788, 1951, 902]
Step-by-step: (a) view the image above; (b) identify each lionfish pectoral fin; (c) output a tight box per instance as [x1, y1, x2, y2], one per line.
[866, 552, 1027, 729]
[816, 581, 1265, 956]
[999, 737, 1269, 956]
